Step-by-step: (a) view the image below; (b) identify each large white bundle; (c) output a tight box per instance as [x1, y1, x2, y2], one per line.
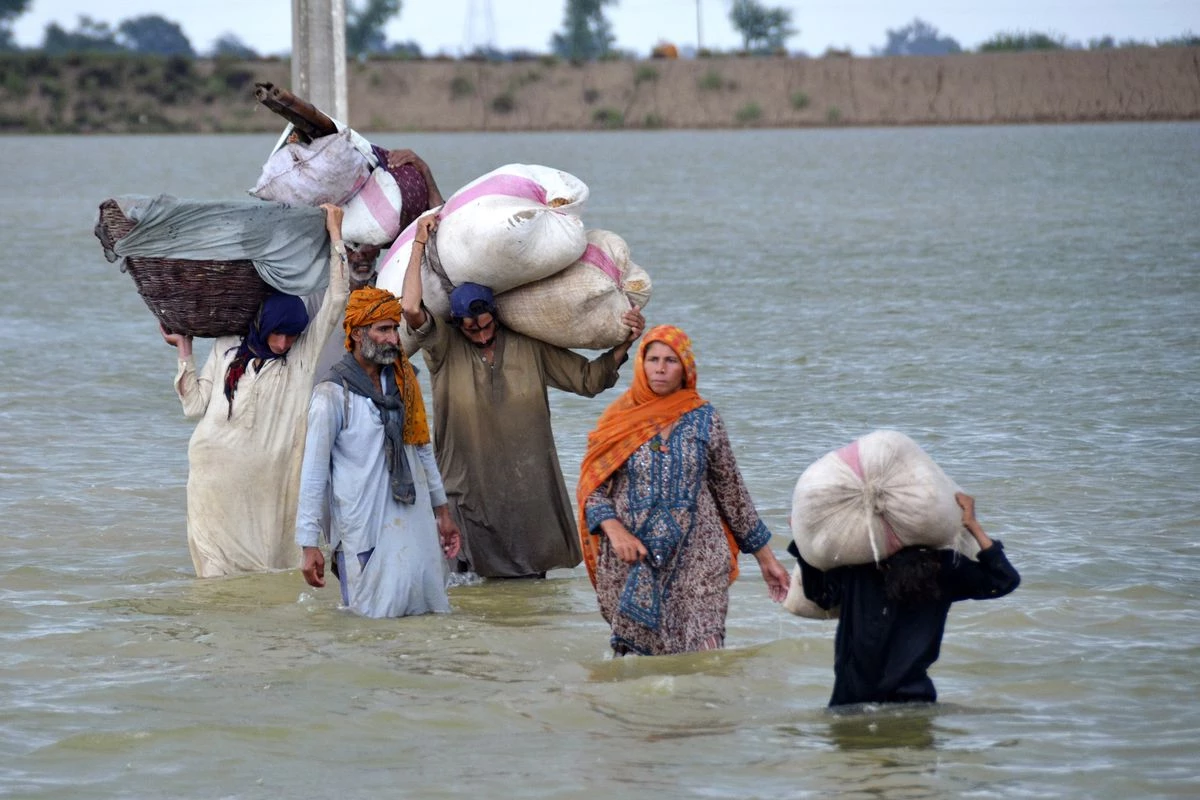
[495, 229, 653, 350]
[249, 128, 373, 207]
[340, 166, 404, 246]
[790, 430, 978, 571]
[377, 163, 588, 294]
[782, 564, 838, 620]
[374, 218, 450, 357]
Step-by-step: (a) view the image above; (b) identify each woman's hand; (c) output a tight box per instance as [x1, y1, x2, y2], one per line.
[754, 545, 790, 602]
[955, 492, 995, 550]
[600, 520, 648, 564]
[320, 203, 344, 239]
[160, 322, 193, 358]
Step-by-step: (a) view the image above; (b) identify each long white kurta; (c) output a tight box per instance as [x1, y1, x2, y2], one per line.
[294, 377, 451, 619]
[174, 243, 348, 578]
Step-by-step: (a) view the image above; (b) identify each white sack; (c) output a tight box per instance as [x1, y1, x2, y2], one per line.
[376, 163, 588, 295]
[781, 564, 838, 620]
[790, 430, 978, 571]
[374, 216, 451, 357]
[340, 166, 403, 246]
[495, 229, 653, 350]
[250, 128, 372, 208]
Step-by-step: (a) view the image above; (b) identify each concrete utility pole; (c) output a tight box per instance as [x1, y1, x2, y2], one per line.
[291, 0, 348, 122]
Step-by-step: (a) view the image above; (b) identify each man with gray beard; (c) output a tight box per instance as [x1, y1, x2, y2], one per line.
[295, 287, 461, 618]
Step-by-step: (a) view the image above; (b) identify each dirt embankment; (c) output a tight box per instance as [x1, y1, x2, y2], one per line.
[3, 47, 1198, 134]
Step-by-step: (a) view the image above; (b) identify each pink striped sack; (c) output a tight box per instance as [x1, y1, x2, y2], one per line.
[789, 430, 978, 573]
[495, 229, 653, 350]
[376, 163, 589, 297]
[340, 166, 403, 246]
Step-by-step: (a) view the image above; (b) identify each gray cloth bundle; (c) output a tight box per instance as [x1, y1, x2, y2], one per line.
[103, 194, 331, 295]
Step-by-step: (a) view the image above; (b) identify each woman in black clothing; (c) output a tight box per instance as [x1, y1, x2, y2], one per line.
[790, 493, 1020, 708]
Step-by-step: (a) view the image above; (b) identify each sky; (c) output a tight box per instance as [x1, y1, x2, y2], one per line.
[10, 0, 1198, 57]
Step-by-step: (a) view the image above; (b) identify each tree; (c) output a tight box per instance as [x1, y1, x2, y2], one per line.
[978, 31, 1067, 52]
[729, 0, 795, 53]
[211, 32, 259, 59]
[551, 0, 616, 61]
[41, 16, 126, 54]
[117, 14, 195, 56]
[0, 0, 31, 51]
[346, 0, 401, 57]
[876, 18, 961, 56]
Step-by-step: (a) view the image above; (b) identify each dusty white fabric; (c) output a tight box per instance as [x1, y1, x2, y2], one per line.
[174, 243, 349, 578]
[295, 380, 450, 618]
[789, 430, 979, 571]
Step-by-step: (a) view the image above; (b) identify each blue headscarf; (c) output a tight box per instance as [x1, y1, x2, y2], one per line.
[223, 293, 310, 413]
[243, 292, 310, 359]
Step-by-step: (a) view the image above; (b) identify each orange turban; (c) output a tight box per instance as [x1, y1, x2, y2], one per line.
[343, 286, 403, 352]
[340, 286, 429, 446]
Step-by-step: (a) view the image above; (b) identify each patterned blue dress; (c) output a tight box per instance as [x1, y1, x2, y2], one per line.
[585, 404, 772, 655]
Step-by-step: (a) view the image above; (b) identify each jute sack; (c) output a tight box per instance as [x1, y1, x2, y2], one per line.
[495, 229, 653, 350]
[375, 163, 588, 296]
[790, 430, 978, 572]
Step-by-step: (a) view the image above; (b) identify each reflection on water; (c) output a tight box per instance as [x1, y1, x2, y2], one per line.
[0, 124, 1198, 798]
[824, 705, 939, 751]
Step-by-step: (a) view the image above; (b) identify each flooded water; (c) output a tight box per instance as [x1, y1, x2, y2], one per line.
[1, 122, 1198, 798]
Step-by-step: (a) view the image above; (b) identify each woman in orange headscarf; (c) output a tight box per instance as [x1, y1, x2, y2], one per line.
[577, 325, 789, 656]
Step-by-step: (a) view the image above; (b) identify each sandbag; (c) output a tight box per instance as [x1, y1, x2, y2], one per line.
[340, 166, 403, 246]
[377, 163, 588, 296]
[782, 564, 838, 620]
[249, 128, 372, 207]
[790, 430, 978, 571]
[495, 229, 653, 350]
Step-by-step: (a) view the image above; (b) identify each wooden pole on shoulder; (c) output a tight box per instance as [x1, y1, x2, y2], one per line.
[291, 0, 348, 124]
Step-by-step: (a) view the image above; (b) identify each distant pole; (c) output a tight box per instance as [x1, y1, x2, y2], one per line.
[696, 0, 704, 51]
[291, 0, 348, 123]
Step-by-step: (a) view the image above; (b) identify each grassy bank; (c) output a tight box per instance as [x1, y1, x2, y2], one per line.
[2, 47, 1198, 134]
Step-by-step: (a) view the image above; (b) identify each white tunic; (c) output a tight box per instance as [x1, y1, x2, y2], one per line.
[295, 377, 451, 619]
[173, 244, 348, 578]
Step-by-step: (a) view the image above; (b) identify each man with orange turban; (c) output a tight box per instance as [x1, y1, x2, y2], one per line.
[295, 286, 461, 618]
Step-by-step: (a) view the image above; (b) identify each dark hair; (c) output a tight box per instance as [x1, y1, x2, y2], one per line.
[883, 547, 942, 605]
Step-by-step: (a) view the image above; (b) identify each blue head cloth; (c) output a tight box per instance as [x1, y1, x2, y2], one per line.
[449, 282, 496, 321]
[245, 292, 309, 359]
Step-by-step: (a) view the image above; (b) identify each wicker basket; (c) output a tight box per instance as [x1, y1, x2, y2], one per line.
[96, 199, 271, 339]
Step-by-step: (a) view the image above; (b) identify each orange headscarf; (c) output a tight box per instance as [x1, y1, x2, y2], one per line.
[575, 325, 740, 586]
[342, 287, 429, 446]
